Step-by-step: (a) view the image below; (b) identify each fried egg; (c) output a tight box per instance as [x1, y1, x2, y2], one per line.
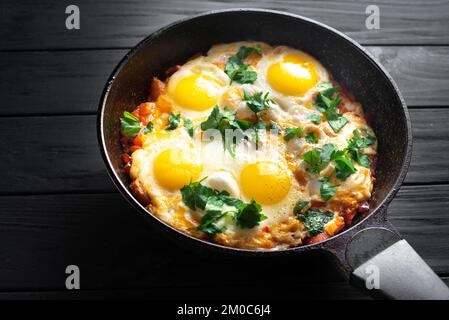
[161, 57, 229, 119]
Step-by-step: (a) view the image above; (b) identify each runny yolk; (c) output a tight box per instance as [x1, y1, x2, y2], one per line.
[153, 148, 202, 190]
[171, 73, 222, 111]
[267, 53, 319, 97]
[240, 161, 291, 205]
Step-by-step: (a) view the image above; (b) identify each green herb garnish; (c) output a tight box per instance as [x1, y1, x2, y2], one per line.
[180, 179, 266, 236]
[120, 111, 141, 137]
[224, 46, 261, 84]
[166, 113, 181, 130]
[308, 113, 322, 124]
[184, 118, 194, 137]
[298, 208, 334, 236]
[284, 127, 304, 141]
[319, 177, 337, 201]
[313, 82, 348, 132]
[243, 91, 271, 115]
[293, 200, 309, 215]
[305, 132, 318, 144]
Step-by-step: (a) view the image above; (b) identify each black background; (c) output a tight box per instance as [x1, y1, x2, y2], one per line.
[0, 0, 448, 299]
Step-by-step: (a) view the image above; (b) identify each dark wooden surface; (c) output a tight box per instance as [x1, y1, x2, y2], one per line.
[0, 0, 448, 300]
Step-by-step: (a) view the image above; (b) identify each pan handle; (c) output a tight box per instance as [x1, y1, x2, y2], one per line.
[340, 225, 449, 299]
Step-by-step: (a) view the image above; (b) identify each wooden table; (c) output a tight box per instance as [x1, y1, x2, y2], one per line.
[1, 0, 448, 299]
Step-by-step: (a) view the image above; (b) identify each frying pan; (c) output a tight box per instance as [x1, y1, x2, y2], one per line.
[97, 9, 449, 299]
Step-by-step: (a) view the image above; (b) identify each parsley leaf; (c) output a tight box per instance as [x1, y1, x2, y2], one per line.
[305, 132, 318, 144]
[303, 143, 336, 173]
[284, 127, 304, 141]
[314, 83, 348, 132]
[197, 211, 228, 236]
[184, 118, 194, 137]
[293, 200, 309, 215]
[331, 150, 357, 180]
[346, 129, 376, 168]
[298, 208, 334, 236]
[166, 113, 181, 130]
[243, 91, 271, 115]
[236, 46, 262, 60]
[120, 111, 141, 137]
[234, 199, 267, 228]
[268, 121, 281, 135]
[142, 121, 154, 135]
[180, 179, 265, 236]
[224, 57, 257, 84]
[308, 113, 322, 124]
[320, 177, 337, 201]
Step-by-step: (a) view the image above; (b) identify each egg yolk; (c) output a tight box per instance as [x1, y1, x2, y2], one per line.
[267, 54, 319, 96]
[240, 161, 291, 205]
[153, 148, 202, 190]
[171, 73, 222, 111]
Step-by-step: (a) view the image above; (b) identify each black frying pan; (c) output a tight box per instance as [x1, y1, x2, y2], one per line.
[97, 9, 449, 299]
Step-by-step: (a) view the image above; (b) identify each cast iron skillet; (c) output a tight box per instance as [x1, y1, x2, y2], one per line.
[97, 9, 449, 299]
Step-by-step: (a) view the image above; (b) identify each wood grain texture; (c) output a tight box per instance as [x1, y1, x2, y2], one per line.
[0, 109, 447, 195]
[0, 185, 447, 291]
[1, 46, 449, 116]
[1, 0, 449, 51]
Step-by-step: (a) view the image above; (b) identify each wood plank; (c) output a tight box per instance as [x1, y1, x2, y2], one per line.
[0, 184, 447, 291]
[1, 47, 448, 116]
[1, 0, 449, 50]
[0, 109, 447, 195]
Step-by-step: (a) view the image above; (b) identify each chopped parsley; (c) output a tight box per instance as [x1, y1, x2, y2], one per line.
[319, 176, 337, 201]
[305, 132, 318, 144]
[284, 127, 304, 141]
[120, 111, 141, 137]
[224, 46, 261, 84]
[268, 121, 281, 135]
[180, 179, 266, 236]
[308, 113, 322, 124]
[201, 106, 265, 156]
[243, 91, 271, 115]
[314, 82, 348, 132]
[346, 129, 376, 168]
[184, 118, 194, 137]
[293, 200, 309, 215]
[142, 121, 154, 134]
[165, 113, 181, 130]
[120, 111, 154, 137]
[298, 208, 334, 236]
[236, 46, 262, 60]
[303, 143, 336, 173]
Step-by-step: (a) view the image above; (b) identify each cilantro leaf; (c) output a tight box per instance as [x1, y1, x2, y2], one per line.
[346, 129, 376, 168]
[243, 91, 271, 115]
[293, 200, 309, 215]
[331, 150, 357, 180]
[197, 211, 228, 236]
[268, 121, 281, 135]
[284, 127, 304, 141]
[313, 83, 348, 132]
[303, 143, 336, 173]
[305, 132, 318, 144]
[308, 113, 322, 124]
[166, 113, 181, 130]
[236, 46, 262, 60]
[224, 57, 257, 84]
[319, 177, 337, 201]
[184, 118, 194, 137]
[180, 179, 265, 236]
[234, 199, 267, 228]
[120, 111, 141, 137]
[142, 121, 154, 135]
[298, 208, 334, 236]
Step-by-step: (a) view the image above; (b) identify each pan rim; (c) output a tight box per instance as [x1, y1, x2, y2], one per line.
[97, 8, 413, 255]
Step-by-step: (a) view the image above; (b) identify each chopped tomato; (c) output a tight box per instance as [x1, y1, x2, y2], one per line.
[148, 77, 166, 102]
[165, 65, 181, 77]
[310, 199, 326, 208]
[307, 232, 329, 245]
[133, 133, 143, 147]
[370, 155, 377, 177]
[294, 168, 307, 187]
